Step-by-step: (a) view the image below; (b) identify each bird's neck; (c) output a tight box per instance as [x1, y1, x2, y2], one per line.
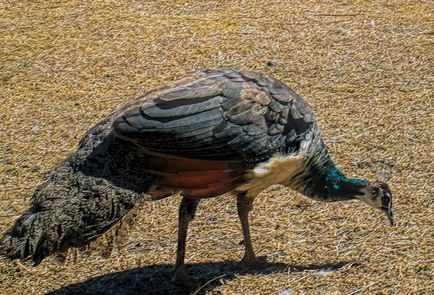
[294, 149, 367, 202]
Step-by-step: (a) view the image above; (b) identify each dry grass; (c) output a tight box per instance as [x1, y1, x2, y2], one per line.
[0, 1, 433, 294]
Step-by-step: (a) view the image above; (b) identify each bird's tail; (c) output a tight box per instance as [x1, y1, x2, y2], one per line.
[0, 118, 156, 265]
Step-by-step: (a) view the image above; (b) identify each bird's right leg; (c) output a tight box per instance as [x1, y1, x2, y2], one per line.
[172, 197, 200, 288]
[237, 192, 256, 266]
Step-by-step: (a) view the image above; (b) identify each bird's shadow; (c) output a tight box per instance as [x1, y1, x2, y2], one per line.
[48, 258, 358, 295]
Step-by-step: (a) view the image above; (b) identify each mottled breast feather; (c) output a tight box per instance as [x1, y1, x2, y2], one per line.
[112, 68, 317, 166]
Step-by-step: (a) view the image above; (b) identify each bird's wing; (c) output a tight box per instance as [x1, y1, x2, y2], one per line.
[112, 68, 316, 165]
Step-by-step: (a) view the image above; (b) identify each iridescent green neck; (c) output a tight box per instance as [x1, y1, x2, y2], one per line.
[297, 156, 367, 202]
[324, 164, 366, 195]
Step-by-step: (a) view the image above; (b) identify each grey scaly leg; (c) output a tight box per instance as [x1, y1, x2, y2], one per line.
[172, 197, 199, 288]
[237, 192, 256, 265]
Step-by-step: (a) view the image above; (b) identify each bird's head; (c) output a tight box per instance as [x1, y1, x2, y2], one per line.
[358, 181, 395, 226]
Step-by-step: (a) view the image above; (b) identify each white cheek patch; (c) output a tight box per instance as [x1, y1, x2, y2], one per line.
[358, 188, 382, 209]
[375, 195, 383, 207]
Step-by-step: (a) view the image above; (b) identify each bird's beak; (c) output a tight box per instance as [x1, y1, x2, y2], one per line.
[385, 209, 395, 226]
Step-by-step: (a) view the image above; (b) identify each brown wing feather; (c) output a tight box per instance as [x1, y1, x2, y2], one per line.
[112, 68, 316, 164]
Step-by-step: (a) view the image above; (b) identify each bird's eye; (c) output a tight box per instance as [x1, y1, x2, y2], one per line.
[381, 192, 392, 209]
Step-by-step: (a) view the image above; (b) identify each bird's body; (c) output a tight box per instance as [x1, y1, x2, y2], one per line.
[0, 68, 394, 288]
[111, 68, 317, 200]
[111, 68, 370, 203]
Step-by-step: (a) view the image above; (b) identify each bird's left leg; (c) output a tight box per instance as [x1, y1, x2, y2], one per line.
[237, 192, 256, 266]
[172, 197, 200, 288]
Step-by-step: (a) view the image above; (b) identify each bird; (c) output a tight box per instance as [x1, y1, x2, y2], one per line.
[0, 68, 394, 288]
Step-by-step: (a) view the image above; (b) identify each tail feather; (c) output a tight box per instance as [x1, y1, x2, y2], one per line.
[0, 118, 156, 265]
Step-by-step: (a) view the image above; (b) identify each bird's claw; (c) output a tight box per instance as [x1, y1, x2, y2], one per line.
[171, 265, 195, 289]
[239, 254, 267, 269]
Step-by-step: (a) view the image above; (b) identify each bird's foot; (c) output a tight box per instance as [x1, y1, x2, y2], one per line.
[171, 265, 195, 289]
[239, 254, 267, 269]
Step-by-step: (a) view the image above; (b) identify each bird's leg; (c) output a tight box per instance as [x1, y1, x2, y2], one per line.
[237, 192, 256, 266]
[172, 197, 199, 288]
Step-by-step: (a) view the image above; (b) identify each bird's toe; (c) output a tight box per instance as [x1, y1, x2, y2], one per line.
[171, 265, 195, 289]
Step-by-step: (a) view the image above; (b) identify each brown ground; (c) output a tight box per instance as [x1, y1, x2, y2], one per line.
[0, 1, 433, 294]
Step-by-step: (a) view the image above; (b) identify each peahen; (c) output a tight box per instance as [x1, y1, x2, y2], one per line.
[0, 68, 394, 287]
